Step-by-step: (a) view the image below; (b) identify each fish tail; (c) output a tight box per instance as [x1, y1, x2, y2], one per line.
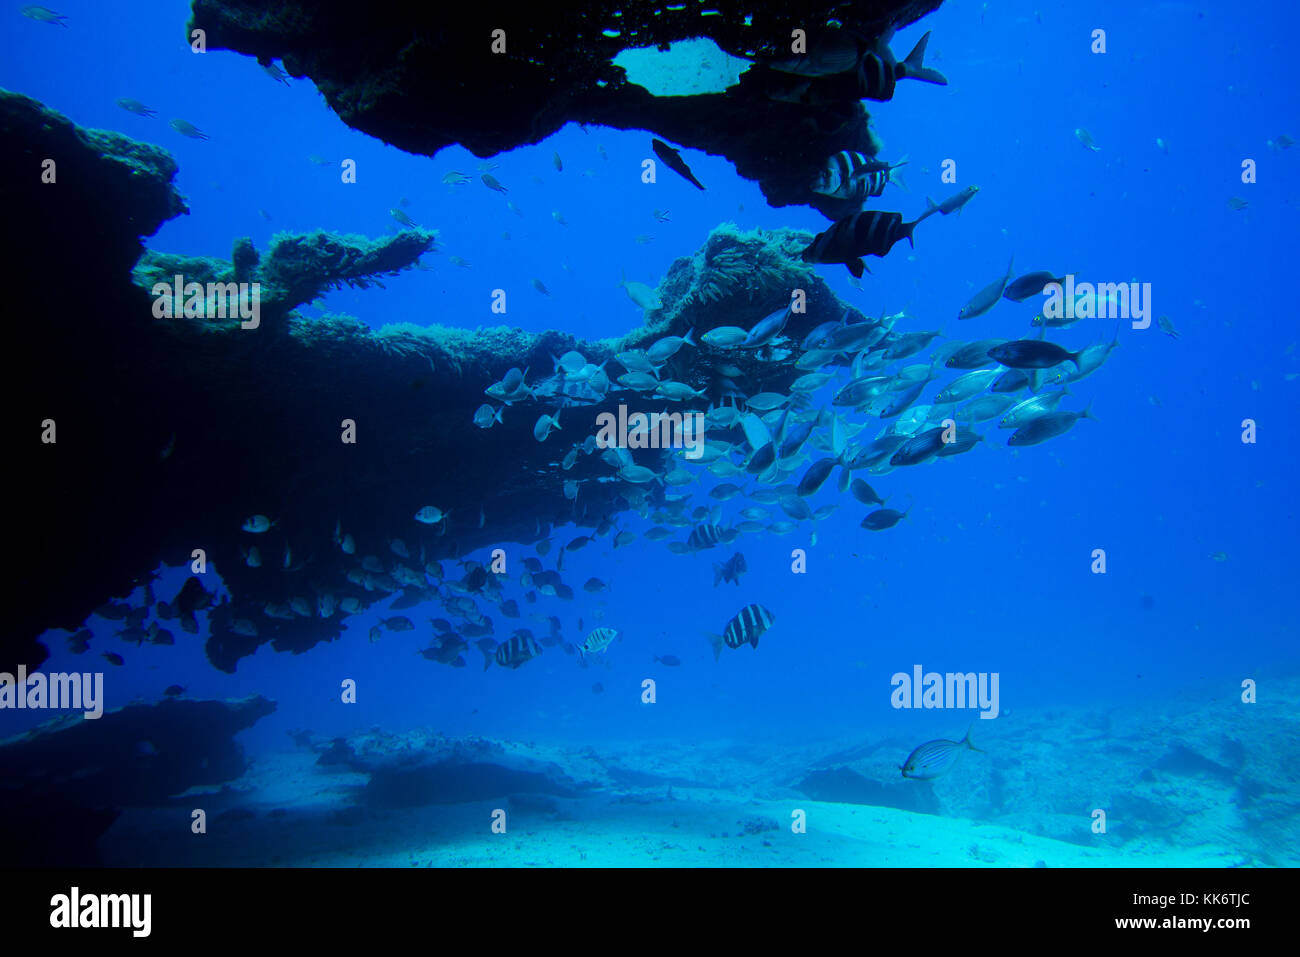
[1080, 401, 1095, 422]
[963, 723, 985, 752]
[890, 155, 910, 192]
[683, 327, 696, 347]
[706, 632, 724, 662]
[900, 31, 948, 85]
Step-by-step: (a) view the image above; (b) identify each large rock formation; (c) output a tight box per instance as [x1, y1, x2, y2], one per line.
[1, 91, 864, 674]
[0, 694, 276, 865]
[188, 0, 943, 211]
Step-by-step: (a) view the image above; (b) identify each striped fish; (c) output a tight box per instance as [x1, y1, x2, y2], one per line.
[708, 604, 775, 660]
[579, 627, 620, 659]
[900, 727, 983, 780]
[800, 210, 918, 278]
[856, 30, 948, 102]
[687, 522, 736, 550]
[492, 632, 543, 670]
[811, 152, 906, 203]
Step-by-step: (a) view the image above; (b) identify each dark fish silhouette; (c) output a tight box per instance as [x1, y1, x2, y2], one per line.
[651, 139, 705, 190]
[861, 507, 908, 530]
[801, 210, 918, 278]
[1004, 271, 1066, 303]
[712, 552, 747, 587]
[988, 339, 1083, 370]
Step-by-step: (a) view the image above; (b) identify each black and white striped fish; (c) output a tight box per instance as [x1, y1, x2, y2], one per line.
[491, 632, 543, 670]
[811, 152, 907, 203]
[900, 726, 983, 780]
[800, 210, 919, 278]
[687, 522, 736, 551]
[856, 30, 948, 102]
[579, 627, 620, 659]
[707, 604, 775, 660]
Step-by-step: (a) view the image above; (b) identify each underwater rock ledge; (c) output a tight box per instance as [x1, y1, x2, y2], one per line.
[0, 694, 276, 865]
[3, 92, 865, 674]
[188, 0, 942, 211]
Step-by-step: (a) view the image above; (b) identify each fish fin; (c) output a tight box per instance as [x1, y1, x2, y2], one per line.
[899, 31, 948, 85]
[706, 632, 724, 662]
[1080, 401, 1095, 422]
[712, 563, 723, 587]
[963, 723, 985, 752]
[683, 327, 696, 347]
[847, 258, 865, 279]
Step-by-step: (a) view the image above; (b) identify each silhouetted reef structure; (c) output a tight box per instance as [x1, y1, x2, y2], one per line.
[3, 91, 860, 673]
[189, 0, 942, 213]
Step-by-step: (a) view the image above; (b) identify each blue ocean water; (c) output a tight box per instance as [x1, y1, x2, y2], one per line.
[3, 0, 1298, 867]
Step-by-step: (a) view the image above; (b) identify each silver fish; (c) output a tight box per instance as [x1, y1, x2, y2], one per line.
[900, 727, 983, 780]
[958, 256, 1015, 320]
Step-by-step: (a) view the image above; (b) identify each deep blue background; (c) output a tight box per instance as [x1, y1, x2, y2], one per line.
[3, 0, 1297, 757]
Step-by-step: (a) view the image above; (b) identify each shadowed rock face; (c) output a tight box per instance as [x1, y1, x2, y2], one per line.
[2, 91, 868, 674]
[0, 695, 276, 865]
[300, 727, 595, 808]
[189, 0, 942, 211]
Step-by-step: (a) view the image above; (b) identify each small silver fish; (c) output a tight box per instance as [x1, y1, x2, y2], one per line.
[414, 505, 446, 524]
[534, 411, 562, 442]
[1074, 127, 1100, 152]
[262, 62, 290, 85]
[21, 5, 67, 26]
[391, 208, 418, 228]
[116, 98, 157, 117]
[169, 119, 209, 140]
[241, 514, 274, 533]
[901, 727, 983, 780]
[473, 403, 503, 428]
